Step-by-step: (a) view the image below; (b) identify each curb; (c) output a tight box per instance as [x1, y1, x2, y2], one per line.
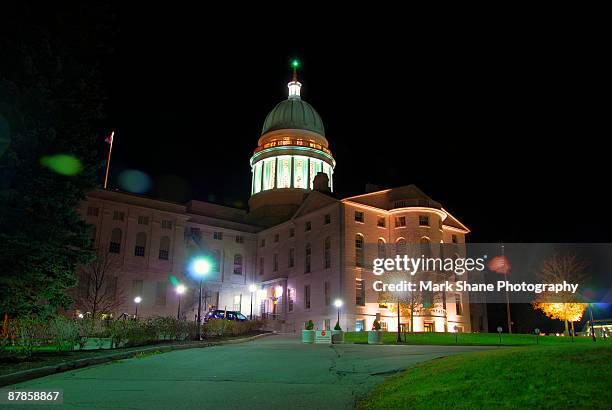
[0, 332, 275, 387]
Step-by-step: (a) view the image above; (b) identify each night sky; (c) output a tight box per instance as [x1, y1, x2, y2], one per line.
[97, 10, 607, 244]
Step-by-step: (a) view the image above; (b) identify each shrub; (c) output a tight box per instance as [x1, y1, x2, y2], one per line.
[15, 315, 47, 357]
[305, 320, 314, 330]
[334, 321, 342, 331]
[372, 320, 381, 331]
[49, 316, 80, 351]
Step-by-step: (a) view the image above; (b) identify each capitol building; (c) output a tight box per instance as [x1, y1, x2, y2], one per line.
[78, 72, 487, 333]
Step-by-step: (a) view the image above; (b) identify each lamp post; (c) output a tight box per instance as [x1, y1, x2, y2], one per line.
[334, 299, 343, 328]
[192, 258, 211, 340]
[134, 296, 142, 319]
[175, 284, 186, 320]
[249, 284, 257, 320]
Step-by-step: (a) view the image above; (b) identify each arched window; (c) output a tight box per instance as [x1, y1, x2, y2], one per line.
[355, 234, 364, 267]
[324, 237, 331, 269]
[134, 232, 146, 257]
[420, 237, 432, 258]
[159, 236, 170, 260]
[109, 228, 122, 253]
[233, 254, 243, 275]
[305, 243, 311, 273]
[395, 238, 406, 256]
[377, 238, 386, 259]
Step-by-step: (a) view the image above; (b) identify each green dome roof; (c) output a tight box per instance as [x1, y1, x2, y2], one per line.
[261, 98, 325, 136]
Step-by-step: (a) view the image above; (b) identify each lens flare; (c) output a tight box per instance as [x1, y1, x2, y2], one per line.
[118, 169, 152, 193]
[40, 154, 83, 175]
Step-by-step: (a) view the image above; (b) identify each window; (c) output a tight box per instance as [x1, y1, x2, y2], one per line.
[159, 236, 170, 260]
[274, 233, 279, 243]
[131, 280, 143, 298]
[355, 234, 364, 267]
[233, 294, 242, 311]
[395, 216, 406, 227]
[260, 238, 265, 248]
[155, 282, 167, 306]
[423, 289, 433, 308]
[288, 288, 294, 312]
[113, 211, 124, 221]
[354, 211, 364, 223]
[211, 249, 221, 272]
[233, 254, 243, 275]
[377, 239, 386, 259]
[324, 319, 331, 330]
[289, 248, 295, 268]
[213, 231, 223, 240]
[420, 237, 432, 258]
[419, 215, 429, 227]
[355, 320, 365, 332]
[455, 294, 463, 315]
[134, 232, 146, 257]
[452, 235, 458, 244]
[324, 237, 331, 269]
[273, 253, 279, 271]
[377, 217, 386, 228]
[324, 281, 330, 306]
[189, 227, 201, 241]
[381, 322, 388, 331]
[235, 235, 244, 244]
[105, 276, 118, 300]
[304, 285, 311, 309]
[259, 257, 264, 275]
[161, 220, 172, 229]
[138, 216, 149, 225]
[324, 214, 331, 225]
[356, 279, 365, 306]
[396, 238, 407, 256]
[87, 206, 99, 217]
[424, 322, 435, 332]
[305, 243, 311, 273]
[109, 228, 122, 253]
[305, 221, 311, 232]
[289, 228, 295, 238]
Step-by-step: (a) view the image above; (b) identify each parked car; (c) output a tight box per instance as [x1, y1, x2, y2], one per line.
[204, 310, 248, 322]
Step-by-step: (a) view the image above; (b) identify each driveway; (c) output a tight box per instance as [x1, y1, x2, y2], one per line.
[9, 335, 497, 409]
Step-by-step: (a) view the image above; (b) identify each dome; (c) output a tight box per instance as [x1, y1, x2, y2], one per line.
[261, 98, 325, 136]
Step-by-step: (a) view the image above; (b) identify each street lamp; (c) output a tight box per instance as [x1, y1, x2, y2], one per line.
[334, 299, 343, 328]
[249, 284, 257, 320]
[134, 296, 142, 319]
[192, 258, 211, 340]
[175, 284, 186, 320]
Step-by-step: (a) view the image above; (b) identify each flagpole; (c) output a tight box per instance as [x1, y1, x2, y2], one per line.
[103, 131, 114, 189]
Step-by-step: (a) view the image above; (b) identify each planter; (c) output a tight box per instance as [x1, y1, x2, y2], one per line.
[367, 330, 383, 345]
[302, 329, 315, 344]
[331, 330, 344, 344]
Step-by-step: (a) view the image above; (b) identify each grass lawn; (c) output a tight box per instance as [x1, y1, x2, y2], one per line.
[344, 331, 594, 346]
[358, 342, 612, 409]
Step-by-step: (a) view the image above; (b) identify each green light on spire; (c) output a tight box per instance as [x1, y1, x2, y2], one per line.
[291, 59, 300, 69]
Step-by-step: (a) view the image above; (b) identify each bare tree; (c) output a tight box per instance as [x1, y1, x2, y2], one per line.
[75, 249, 125, 318]
[532, 253, 589, 335]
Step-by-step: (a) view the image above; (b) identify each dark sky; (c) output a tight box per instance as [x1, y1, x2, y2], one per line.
[16, 4, 609, 243]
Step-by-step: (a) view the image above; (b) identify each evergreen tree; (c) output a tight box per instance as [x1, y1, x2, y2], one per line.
[0, 4, 115, 316]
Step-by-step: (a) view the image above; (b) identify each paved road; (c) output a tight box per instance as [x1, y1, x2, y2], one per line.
[9, 335, 497, 409]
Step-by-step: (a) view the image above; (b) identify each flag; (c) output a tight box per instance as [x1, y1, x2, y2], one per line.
[105, 131, 114, 144]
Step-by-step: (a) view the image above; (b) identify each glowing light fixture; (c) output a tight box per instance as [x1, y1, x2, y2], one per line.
[134, 296, 142, 304]
[334, 299, 343, 308]
[176, 284, 186, 295]
[193, 258, 211, 276]
[249, 284, 257, 293]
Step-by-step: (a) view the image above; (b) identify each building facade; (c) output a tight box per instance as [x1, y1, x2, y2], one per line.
[77, 74, 487, 333]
